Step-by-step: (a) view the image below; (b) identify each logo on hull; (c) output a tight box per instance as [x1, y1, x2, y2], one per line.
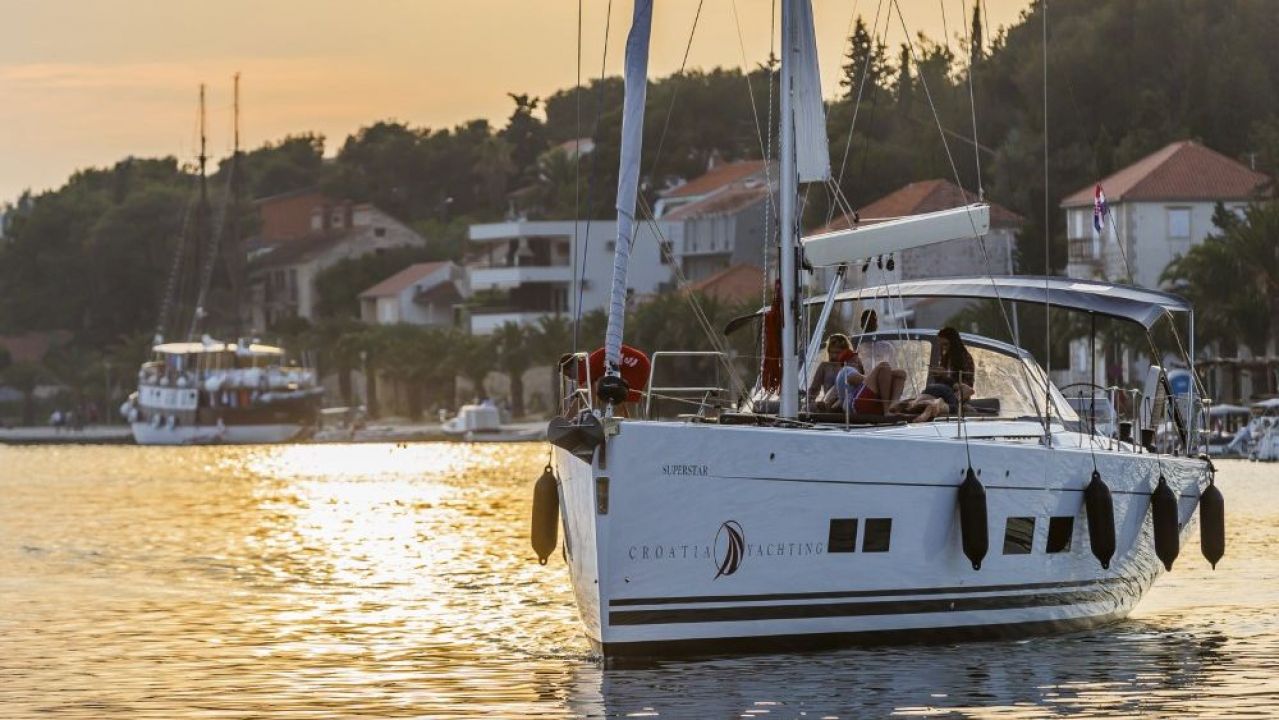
[713, 520, 746, 579]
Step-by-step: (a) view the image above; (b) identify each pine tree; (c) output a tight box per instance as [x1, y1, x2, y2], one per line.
[840, 17, 888, 100]
[969, 0, 984, 68]
[895, 44, 914, 112]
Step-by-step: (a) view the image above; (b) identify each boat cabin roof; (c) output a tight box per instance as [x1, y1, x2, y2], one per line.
[812, 275, 1190, 329]
[153, 341, 285, 357]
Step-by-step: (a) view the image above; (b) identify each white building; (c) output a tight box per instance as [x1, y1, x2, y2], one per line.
[1059, 140, 1271, 388]
[1062, 140, 1269, 289]
[248, 203, 427, 329]
[465, 219, 673, 335]
[655, 160, 773, 282]
[359, 261, 467, 327]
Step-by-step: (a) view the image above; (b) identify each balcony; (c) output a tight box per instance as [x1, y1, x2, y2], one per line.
[469, 265, 572, 291]
[1067, 237, 1103, 266]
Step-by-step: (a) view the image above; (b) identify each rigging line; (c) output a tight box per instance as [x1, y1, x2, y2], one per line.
[891, 0, 1048, 430]
[572, 0, 613, 357]
[1042, 0, 1053, 436]
[730, 0, 771, 164]
[832, 0, 887, 225]
[728, 0, 779, 248]
[636, 194, 749, 399]
[960, 0, 984, 199]
[647, 0, 705, 181]
[572, 0, 582, 354]
[189, 151, 238, 339]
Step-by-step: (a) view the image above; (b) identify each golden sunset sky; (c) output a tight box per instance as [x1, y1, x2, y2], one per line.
[1, 0, 1032, 201]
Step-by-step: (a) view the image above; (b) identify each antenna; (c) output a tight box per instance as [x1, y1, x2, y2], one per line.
[198, 83, 208, 200]
[233, 72, 240, 156]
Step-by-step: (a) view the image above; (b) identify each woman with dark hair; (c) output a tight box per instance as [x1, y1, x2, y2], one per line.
[924, 327, 975, 411]
[890, 327, 976, 422]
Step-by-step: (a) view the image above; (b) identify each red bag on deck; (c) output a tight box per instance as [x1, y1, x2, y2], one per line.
[761, 279, 782, 392]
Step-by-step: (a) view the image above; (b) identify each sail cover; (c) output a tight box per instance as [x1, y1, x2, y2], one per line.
[792, 0, 830, 182]
[603, 0, 653, 374]
[802, 204, 990, 266]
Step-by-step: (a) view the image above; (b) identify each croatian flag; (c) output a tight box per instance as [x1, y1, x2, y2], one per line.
[1093, 184, 1108, 232]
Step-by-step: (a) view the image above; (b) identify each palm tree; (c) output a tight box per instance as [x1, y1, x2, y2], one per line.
[528, 315, 571, 416]
[494, 321, 532, 417]
[1, 362, 49, 426]
[450, 332, 496, 405]
[1163, 201, 1278, 395]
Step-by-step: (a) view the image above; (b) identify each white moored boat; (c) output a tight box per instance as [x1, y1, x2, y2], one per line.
[123, 339, 322, 446]
[532, 0, 1223, 660]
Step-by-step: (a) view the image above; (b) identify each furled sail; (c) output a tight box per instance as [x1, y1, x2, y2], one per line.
[603, 0, 653, 377]
[792, 0, 829, 183]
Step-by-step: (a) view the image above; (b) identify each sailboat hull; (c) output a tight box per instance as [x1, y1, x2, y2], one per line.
[554, 420, 1208, 659]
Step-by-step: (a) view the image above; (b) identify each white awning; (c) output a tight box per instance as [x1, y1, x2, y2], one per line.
[801, 204, 990, 267]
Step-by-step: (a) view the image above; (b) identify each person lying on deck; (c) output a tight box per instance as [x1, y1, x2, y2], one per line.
[889, 327, 976, 422]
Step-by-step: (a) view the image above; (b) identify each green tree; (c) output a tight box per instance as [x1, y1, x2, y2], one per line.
[0, 362, 49, 426]
[493, 321, 533, 417]
[841, 17, 889, 99]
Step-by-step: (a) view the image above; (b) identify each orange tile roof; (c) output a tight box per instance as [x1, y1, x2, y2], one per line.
[359, 262, 451, 298]
[0, 330, 72, 364]
[685, 264, 765, 306]
[662, 160, 767, 199]
[1061, 140, 1271, 207]
[814, 179, 1024, 233]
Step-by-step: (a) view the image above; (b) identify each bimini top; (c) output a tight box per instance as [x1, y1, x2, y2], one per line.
[811, 275, 1191, 329]
[153, 341, 285, 357]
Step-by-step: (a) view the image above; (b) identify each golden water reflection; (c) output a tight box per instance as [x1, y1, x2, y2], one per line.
[1, 446, 1276, 718]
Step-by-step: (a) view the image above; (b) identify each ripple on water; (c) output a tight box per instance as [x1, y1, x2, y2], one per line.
[0, 447, 1276, 718]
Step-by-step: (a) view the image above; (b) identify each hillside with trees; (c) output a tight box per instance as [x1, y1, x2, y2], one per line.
[1, 0, 1277, 419]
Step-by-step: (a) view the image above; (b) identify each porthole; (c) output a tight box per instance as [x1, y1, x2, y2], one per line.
[1046, 516, 1074, 554]
[862, 518, 892, 552]
[1002, 517, 1036, 555]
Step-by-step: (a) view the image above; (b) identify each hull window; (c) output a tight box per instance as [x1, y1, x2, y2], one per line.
[1003, 517, 1036, 554]
[862, 518, 892, 552]
[1046, 516, 1074, 553]
[827, 519, 859, 553]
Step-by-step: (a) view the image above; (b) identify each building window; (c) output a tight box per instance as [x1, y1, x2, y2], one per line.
[827, 519, 858, 553]
[659, 240, 673, 265]
[605, 240, 616, 252]
[862, 518, 892, 552]
[1046, 516, 1074, 554]
[1003, 517, 1036, 554]
[1167, 207, 1191, 239]
[374, 227, 386, 237]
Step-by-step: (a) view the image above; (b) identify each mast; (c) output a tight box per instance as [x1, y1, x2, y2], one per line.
[191, 83, 210, 340]
[229, 72, 244, 337]
[778, 0, 799, 418]
[776, 0, 829, 417]
[600, 0, 653, 409]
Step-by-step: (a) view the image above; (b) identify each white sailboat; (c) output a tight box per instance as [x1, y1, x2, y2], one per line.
[537, 0, 1222, 660]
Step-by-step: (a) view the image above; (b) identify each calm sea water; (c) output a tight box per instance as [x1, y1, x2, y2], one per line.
[1, 443, 1276, 718]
